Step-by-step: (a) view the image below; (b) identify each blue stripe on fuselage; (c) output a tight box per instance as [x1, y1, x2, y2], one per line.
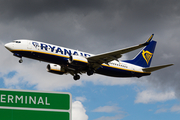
[96, 65, 150, 77]
[13, 50, 68, 65]
[12, 49, 150, 78]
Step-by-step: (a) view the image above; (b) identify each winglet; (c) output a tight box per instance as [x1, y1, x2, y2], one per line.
[147, 34, 154, 43]
[141, 34, 154, 46]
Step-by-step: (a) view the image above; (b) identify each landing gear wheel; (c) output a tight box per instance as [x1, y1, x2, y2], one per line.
[19, 58, 23, 63]
[87, 70, 94, 76]
[73, 75, 80, 81]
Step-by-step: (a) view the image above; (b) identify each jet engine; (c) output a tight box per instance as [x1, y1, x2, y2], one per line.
[47, 64, 66, 75]
[68, 55, 88, 66]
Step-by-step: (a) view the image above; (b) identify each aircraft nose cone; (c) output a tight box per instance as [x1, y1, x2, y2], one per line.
[4, 43, 13, 51]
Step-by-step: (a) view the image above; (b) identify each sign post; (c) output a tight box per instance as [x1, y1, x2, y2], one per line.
[0, 89, 72, 120]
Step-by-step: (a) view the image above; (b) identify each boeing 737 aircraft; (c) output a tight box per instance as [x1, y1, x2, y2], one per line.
[4, 34, 173, 80]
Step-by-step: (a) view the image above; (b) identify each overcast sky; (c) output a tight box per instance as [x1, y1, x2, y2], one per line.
[0, 0, 180, 120]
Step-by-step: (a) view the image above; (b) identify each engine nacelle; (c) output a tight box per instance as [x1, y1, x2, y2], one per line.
[68, 55, 88, 66]
[47, 64, 66, 75]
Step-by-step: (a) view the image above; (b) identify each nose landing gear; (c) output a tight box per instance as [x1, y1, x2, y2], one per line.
[13, 53, 23, 63]
[19, 58, 23, 63]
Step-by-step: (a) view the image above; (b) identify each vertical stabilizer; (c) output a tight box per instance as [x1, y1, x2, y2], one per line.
[124, 40, 157, 68]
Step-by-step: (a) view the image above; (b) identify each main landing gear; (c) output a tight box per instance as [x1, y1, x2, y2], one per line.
[87, 70, 94, 76]
[73, 74, 80, 81]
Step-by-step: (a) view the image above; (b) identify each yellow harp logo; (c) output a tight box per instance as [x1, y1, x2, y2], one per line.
[142, 50, 153, 64]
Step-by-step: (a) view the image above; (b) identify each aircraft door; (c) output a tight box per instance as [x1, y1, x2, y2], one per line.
[27, 41, 32, 49]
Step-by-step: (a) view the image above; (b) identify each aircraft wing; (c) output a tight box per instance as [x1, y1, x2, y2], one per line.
[87, 34, 154, 69]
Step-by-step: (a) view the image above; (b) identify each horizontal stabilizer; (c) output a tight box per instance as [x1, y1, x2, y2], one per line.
[143, 64, 173, 72]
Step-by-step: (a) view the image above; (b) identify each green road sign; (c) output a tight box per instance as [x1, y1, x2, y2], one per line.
[0, 89, 72, 120]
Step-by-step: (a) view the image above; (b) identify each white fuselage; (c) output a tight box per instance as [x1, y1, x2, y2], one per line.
[5, 39, 150, 79]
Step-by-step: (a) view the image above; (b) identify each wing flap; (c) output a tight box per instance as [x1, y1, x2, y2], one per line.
[142, 64, 173, 72]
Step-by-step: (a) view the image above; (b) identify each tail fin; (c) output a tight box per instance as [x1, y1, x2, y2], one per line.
[124, 40, 157, 68]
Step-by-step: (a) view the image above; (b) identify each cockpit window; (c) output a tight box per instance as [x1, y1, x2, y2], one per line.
[16, 41, 21, 43]
[13, 41, 21, 43]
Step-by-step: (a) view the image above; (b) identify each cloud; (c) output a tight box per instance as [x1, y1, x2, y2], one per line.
[0, 0, 180, 108]
[0, 1, 180, 120]
[0, 0, 105, 20]
[92, 105, 127, 120]
[171, 105, 180, 113]
[152, 104, 180, 114]
[155, 108, 167, 114]
[75, 96, 87, 102]
[72, 101, 88, 120]
[92, 105, 120, 113]
[93, 114, 125, 120]
[135, 90, 176, 104]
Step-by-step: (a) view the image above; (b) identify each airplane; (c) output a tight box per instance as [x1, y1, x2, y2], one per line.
[4, 34, 173, 80]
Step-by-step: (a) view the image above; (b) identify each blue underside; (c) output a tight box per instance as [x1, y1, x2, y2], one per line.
[12, 50, 150, 78]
